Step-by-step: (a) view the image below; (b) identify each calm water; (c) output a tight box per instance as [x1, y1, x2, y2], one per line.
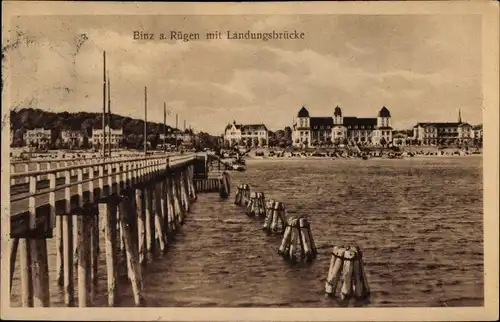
[10, 156, 484, 307]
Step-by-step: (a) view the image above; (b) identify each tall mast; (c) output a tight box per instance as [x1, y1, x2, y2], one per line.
[144, 86, 148, 155]
[175, 114, 179, 151]
[164, 102, 167, 153]
[102, 51, 106, 158]
[107, 71, 111, 157]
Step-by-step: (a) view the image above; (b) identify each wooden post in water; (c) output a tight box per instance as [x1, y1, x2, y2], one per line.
[55, 216, 64, 287]
[172, 173, 184, 225]
[76, 213, 88, 307]
[88, 163, 99, 286]
[118, 191, 145, 306]
[136, 186, 146, 266]
[144, 185, 154, 256]
[10, 238, 19, 293]
[154, 181, 166, 253]
[166, 175, 176, 234]
[102, 196, 118, 306]
[75, 167, 90, 307]
[324, 246, 370, 301]
[62, 170, 75, 306]
[19, 239, 34, 307]
[30, 239, 50, 307]
[161, 176, 170, 239]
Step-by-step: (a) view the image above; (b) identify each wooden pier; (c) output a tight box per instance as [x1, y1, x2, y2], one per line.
[8, 152, 226, 307]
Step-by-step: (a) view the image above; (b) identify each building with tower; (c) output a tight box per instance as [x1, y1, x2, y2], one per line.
[292, 105, 393, 147]
[412, 109, 474, 145]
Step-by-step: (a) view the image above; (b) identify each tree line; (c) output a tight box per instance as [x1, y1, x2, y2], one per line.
[9, 107, 189, 149]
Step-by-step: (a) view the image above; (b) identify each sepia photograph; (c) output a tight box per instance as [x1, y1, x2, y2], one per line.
[1, 1, 498, 321]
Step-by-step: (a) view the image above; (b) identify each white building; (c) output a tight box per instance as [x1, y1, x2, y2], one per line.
[224, 121, 269, 147]
[24, 128, 52, 147]
[92, 125, 123, 148]
[61, 130, 84, 146]
[472, 124, 483, 141]
[292, 106, 393, 147]
[412, 110, 474, 145]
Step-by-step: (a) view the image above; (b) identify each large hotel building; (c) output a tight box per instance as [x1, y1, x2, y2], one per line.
[292, 106, 393, 147]
[412, 110, 478, 145]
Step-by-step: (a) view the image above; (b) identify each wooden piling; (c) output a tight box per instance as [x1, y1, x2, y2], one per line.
[325, 246, 346, 296]
[10, 238, 19, 293]
[340, 248, 356, 300]
[180, 170, 190, 213]
[135, 187, 146, 265]
[166, 175, 177, 233]
[19, 239, 34, 307]
[145, 186, 154, 255]
[102, 198, 118, 306]
[30, 239, 50, 307]
[161, 179, 170, 239]
[288, 222, 300, 262]
[154, 181, 166, 253]
[76, 214, 88, 307]
[172, 174, 183, 225]
[118, 192, 145, 306]
[62, 214, 75, 306]
[55, 216, 64, 287]
[188, 165, 197, 201]
[278, 225, 292, 256]
[91, 212, 99, 286]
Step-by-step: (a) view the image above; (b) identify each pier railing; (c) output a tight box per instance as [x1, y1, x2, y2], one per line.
[10, 153, 196, 237]
[10, 153, 181, 185]
[9, 152, 202, 307]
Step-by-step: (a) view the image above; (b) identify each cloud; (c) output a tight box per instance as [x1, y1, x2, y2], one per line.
[6, 14, 482, 134]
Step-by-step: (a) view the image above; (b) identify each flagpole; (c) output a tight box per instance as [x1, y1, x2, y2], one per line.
[144, 86, 148, 155]
[163, 102, 167, 154]
[102, 50, 106, 158]
[107, 71, 111, 157]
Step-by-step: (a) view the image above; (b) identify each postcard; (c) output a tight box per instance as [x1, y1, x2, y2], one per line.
[1, 1, 498, 321]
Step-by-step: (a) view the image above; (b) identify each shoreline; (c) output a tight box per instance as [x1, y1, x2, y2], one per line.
[244, 154, 483, 162]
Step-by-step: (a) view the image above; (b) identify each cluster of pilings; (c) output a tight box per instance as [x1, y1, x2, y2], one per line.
[278, 217, 317, 262]
[234, 184, 250, 206]
[11, 163, 198, 308]
[263, 200, 286, 234]
[230, 179, 370, 304]
[245, 192, 266, 217]
[233, 183, 316, 263]
[325, 246, 370, 300]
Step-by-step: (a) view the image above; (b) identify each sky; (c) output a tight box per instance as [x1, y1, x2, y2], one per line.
[5, 14, 483, 135]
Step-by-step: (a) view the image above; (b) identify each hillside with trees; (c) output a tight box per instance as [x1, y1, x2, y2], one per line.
[10, 108, 182, 149]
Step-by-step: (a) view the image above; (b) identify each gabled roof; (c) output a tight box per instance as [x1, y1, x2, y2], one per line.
[310, 117, 333, 128]
[297, 106, 310, 118]
[224, 123, 241, 131]
[343, 117, 377, 126]
[378, 106, 391, 117]
[241, 124, 268, 132]
[418, 122, 463, 128]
